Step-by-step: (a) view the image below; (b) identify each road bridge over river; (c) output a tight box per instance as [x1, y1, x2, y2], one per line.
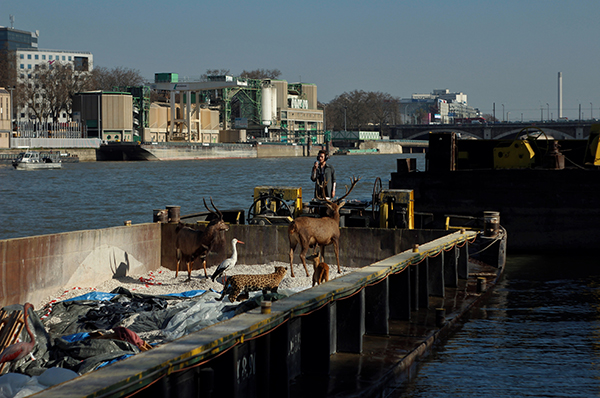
[390, 121, 594, 140]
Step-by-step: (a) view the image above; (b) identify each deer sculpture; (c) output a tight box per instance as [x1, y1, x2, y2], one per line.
[175, 198, 229, 280]
[288, 176, 360, 277]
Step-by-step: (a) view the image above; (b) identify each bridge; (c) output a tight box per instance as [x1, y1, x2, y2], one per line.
[389, 121, 595, 140]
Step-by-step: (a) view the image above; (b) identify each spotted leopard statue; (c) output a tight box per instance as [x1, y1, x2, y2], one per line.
[216, 266, 287, 302]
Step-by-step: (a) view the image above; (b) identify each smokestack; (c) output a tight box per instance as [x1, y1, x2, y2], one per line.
[558, 72, 563, 118]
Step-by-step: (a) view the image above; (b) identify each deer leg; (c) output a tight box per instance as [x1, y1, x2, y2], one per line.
[186, 259, 192, 281]
[175, 258, 180, 278]
[333, 241, 341, 274]
[202, 259, 208, 278]
[289, 244, 296, 278]
[299, 246, 310, 277]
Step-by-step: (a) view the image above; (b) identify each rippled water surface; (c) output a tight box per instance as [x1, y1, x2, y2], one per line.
[393, 252, 600, 397]
[3, 155, 596, 397]
[0, 154, 413, 240]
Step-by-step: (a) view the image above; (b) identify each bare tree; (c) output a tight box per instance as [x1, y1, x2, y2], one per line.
[16, 62, 94, 123]
[324, 90, 400, 131]
[239, 69, 281, 80]
[91, 66, 146, 91]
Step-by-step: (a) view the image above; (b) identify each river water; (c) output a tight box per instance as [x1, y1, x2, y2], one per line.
[1, 154, 597, 396]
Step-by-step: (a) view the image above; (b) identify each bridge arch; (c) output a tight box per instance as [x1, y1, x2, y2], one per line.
[405, 129, 481, 140]
[493, 127, 575, 140]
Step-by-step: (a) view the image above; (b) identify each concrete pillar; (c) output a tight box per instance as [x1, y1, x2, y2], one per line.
[444, 246, 458, 288]
[336, 289, 365, 353]
[427, 255, 445, 298]
[365, 277, 389, 335]
[389, 269, 411, 321]
[458, 242, 469, 279]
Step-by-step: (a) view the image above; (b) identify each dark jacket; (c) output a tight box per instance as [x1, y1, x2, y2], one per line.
[311, 163, 336, 199]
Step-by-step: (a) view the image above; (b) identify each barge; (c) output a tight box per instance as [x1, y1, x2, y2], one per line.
[0, 194, 506, 397]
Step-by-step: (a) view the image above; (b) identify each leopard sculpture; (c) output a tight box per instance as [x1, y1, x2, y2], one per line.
[216, 266, 287, 303]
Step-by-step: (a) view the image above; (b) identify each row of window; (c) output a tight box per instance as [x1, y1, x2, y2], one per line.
[20, 53, 71, 61]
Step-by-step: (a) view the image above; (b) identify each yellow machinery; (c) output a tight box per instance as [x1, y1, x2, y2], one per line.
[379, 189, 414, 229]
[248, 186, 303, 225]
[585, 124, 600, 167]
[493, 140, 535, 169]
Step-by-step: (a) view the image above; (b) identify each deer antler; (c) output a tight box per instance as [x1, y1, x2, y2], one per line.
[315, 179, 329, 201]
[335, 176, 361, 203]
[203, 197, 224, 220]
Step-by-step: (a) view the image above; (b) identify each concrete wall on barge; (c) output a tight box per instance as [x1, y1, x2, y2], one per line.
[0, 224, 161, 308]
[160, 223, 451, 272]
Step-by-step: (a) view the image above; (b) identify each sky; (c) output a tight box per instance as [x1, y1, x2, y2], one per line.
[3, 0, 600, 121]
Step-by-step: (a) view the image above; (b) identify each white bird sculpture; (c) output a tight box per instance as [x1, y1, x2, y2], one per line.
[211, 238, 244, 282]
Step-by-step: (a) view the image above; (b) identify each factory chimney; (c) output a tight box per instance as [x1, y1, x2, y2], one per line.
[558, 72, 563, 119]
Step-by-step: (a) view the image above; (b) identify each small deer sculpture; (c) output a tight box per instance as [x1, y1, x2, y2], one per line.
[288, 176, 360, 277]
[307, 252, 329, 286]
[175, 198, 229, 280]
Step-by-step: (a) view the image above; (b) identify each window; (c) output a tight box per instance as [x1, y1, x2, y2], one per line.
[42, 55, 46, 60]
[68, 56, 71, 61]
[27, 54, 31, 59]
[35, 54, 38, 60]
[27, 64, 31, 69]
[20, 64, 24, 69]
[49, 55, 52, 60]
[62, 56, 65, 61]
[20, 54, 24, 59]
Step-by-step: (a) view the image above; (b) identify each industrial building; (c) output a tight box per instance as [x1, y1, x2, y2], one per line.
[150, 74, 324, 144]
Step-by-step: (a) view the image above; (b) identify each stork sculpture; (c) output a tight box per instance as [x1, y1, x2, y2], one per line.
[211, 238, 244, 282]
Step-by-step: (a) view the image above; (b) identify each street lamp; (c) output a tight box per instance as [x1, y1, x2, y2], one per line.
[506, 111, 510, 122]
[591, 102, 593, 120]
[502, 104, 504, 122]
[546, 103, 549, 121]
[344, 106, 347, 132]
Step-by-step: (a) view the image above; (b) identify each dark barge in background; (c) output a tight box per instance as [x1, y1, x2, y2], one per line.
[390, 126, 600, 252]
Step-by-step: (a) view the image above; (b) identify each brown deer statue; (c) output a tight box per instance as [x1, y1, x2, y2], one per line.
[175, 198, 229, 280]
[307, 252, 329, 286]
[288, 176, 360, 277]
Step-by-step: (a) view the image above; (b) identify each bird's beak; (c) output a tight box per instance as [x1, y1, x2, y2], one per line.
[238, 241, 245, 244]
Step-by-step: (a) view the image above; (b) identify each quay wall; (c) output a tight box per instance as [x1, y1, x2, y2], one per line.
[0, 224, 161, 308]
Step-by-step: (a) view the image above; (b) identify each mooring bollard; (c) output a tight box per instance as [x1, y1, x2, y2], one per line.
[123, 220, 131, 226]
[477, 277, 486, 293]
[261, 301, 272, 314]
[436, 308, 446, 327]
[166, 205, 181, 223]
[412, 244, 419, 253]
[483, 211, 500, 238]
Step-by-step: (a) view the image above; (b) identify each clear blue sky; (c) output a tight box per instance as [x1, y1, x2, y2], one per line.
[4, 0, 600, 121]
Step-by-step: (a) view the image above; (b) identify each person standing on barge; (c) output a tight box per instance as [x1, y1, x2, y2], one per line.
[311, 149, 336, 199]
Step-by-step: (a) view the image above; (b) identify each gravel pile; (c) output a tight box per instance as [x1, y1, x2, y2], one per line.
[41, 261, 354, 307]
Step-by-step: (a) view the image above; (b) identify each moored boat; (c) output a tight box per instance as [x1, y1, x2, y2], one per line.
[12, 150, 62, 170]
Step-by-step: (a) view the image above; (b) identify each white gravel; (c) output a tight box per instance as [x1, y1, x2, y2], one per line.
[41, 261, 354, 307]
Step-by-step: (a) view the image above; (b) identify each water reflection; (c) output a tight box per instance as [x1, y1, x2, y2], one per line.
[393, 252, 600, 397]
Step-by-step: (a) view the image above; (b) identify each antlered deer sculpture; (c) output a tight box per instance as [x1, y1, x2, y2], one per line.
[175, 198, 229, 280]
[288, 176, 360, 277]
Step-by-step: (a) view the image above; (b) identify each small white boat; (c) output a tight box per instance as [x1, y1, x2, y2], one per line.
[12, 150, 62, 170]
